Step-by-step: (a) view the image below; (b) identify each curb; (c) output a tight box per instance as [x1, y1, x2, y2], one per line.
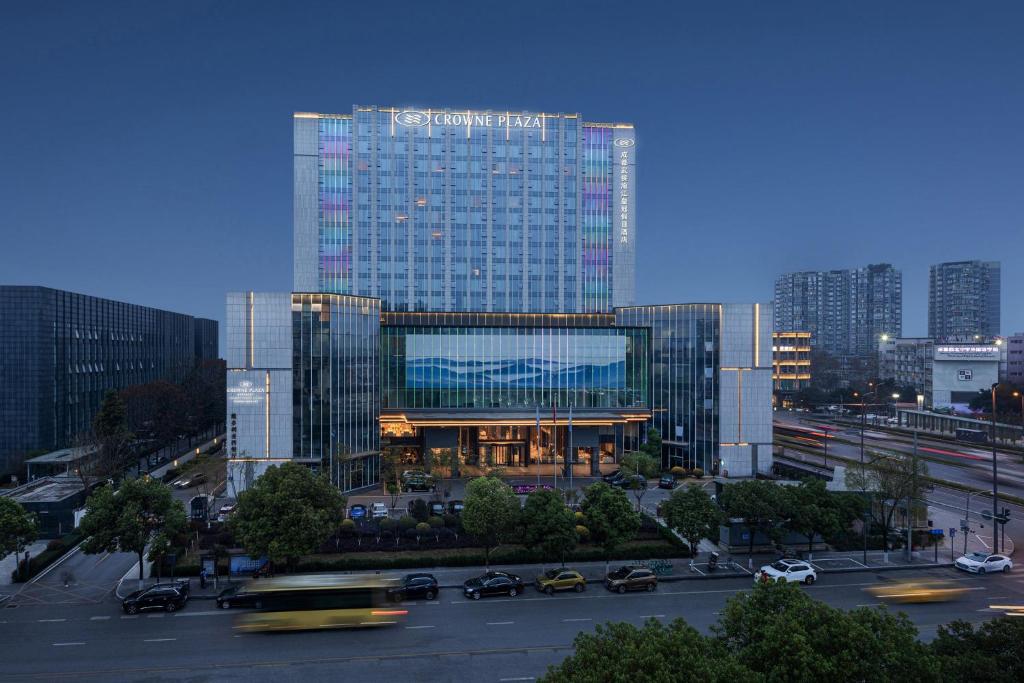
[27, 541, 84, 584]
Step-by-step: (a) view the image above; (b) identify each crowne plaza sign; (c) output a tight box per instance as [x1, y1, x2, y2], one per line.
[395, 110, 543, 129]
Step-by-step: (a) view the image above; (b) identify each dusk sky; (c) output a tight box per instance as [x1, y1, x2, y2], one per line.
[2, 1, 1021, 344]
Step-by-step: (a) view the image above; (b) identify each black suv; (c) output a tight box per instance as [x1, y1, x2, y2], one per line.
[122, 581, 190, 614]
[388, 573, 439, 602]
[601, 470, 624, 485]
[463, 571, 524, 600]
[613, 474, 647, 490]
[402, 471, 435, 493]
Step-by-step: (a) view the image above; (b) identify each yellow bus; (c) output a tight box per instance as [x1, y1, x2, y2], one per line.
[233, 574, 407, 633]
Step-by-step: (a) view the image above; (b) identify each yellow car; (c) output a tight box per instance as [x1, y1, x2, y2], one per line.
[535, 568, 586, 595]
[864, 580, 967, 604]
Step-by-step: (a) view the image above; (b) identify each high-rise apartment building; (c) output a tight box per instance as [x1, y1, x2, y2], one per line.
[294, 107, 636, 313]
[773, 264, 902, 377]
[0, 286, 218, 476]
[928, 260, 1001, 340]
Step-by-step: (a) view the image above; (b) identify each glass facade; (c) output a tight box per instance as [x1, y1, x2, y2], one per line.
[295, 107, 636, 313]
[381, 313, 647, 411]
[291, 293, 381, 490]
[615, 305, 721, 471]
[0, 286, 216, 476]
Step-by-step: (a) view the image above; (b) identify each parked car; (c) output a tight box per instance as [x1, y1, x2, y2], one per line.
[403, 474, 436, 493]
[601, 469, 624, 484]
[955, 552, 1012, 574]
[605, 565, 657, 593]
[217, 503, 237, 522]
[216, 584, 262, 609]
[122, 580, 190, 614]
[349, 504, 367, 520]
[428, 501, 445, 517]
[658, 474, 676, 490]
[369, 502, 389, 519]
[447, 499, 464, 515]
[463, 571, 524, 600]
[755, 559, 817, 585]
[387, 573, 439, 602]
[535, 568, 586, 595]
[613, 474, 647, 490]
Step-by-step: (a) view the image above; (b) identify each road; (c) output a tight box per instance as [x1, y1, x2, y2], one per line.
[775, 410, 1024, 500]
[2, 566, 1021, 681]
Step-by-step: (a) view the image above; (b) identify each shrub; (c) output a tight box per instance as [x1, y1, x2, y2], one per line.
[46, 539, 66, 553]
[415, 522, 431, 533]
[379, 518, 398, 533]
[427, 515, 444, 528]
[575, 525, 590, 541]
[442, 514, 460, 528]
[691, 468, 704, 478]
[408, 499, 429, 522]
[398, 515, 417, 531]
[574, 511, 585, 523]
[340, 519, 356, 535]
[670, 466, 687, 477]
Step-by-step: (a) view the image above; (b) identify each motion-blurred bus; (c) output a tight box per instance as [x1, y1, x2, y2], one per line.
[233, 574, 406, 632]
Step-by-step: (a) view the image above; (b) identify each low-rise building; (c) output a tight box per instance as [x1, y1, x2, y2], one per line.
[1, 476, 87, 538]
[772, 331, 812, 394]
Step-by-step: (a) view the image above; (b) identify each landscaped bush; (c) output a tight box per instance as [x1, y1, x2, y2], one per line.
[46, 539, 66, 553]
[379, 518, 398, 533]
[574, 511, 585, 523]
[691, 468, 704, 478]
[408, 499, 429, 522]
[427, 515, 444, 528]
[11, 530, 84, 582]
[575, 525, 590, 542]
[670, 466, 687, 477]
[415, 522, 431, 533]
[340, 519, 356, 534]
[442, 514, 460, 528]
[398, 515, 417, 531]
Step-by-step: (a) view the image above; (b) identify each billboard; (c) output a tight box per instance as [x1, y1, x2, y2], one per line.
[405, 333, 627, 389]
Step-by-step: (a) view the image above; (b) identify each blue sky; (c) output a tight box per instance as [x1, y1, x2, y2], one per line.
[1, 1, 1021, 343]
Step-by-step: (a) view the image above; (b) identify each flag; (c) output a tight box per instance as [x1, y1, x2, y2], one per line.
[568, 405, 573, 433]
[536, 405, 540, 434]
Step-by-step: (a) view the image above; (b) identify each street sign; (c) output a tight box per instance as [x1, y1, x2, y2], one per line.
[949, 528, 957, 538]
[929, 528, 943, 536]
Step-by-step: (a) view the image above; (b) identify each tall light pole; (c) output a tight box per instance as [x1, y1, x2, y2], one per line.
[990, 383, 1000, 554]
[1014, 391, 1023, 445]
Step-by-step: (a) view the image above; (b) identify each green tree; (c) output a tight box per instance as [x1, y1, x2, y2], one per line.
[229, 462, 346, 571]
[640, 428, 663, 461]
[580, 482, 640, 571]
[931, 617, 1024, 683]
[846, 452, 928, 553]
[782, 478, 848, 560]
[0, 498, 38, 568]
[461, 475, 520, 569]
[79, 476, 187, 581]
[541, 618, 758, 683]
[662, 484, 722, 556]
[522, 488, 577, 566]
[89, 389, 135, 483]
[714, 581, 940, 682]
[719, 480, 783, 563]
[619, 451, 660, 479]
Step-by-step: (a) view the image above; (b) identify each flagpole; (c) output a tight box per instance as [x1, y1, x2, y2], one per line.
[552, 399, 558, 490]
[535, 405, 541, 488]
[568, 404, 573, 494]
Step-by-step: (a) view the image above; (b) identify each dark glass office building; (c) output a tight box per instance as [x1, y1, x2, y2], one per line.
[0, 286, 219, 476]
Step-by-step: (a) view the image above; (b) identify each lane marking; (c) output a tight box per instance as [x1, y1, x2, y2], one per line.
[120, 615, 138, 619]
[174, 610, 231, 617]
[499, 678, 536, 682]
[562, 618, 591, 622]
[486, 621, 514, 625]
[147, 613, 166, 618]
[53, 642, 85, 647]
[39, 618, 66, 622]
[640, 614, 666, 618]
[405, 625, 436, 630]
[143, 638, 177, 642]
[90, 616, 110, 621]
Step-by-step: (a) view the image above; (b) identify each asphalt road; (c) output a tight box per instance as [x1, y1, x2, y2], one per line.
[2, 566, 1021, 682]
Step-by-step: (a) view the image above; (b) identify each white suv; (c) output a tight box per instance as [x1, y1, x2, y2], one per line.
[755, 559, 817, 585]
[370, 502, 389, 519]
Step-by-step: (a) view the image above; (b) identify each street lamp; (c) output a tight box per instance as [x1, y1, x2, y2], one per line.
[891, 392, 900, 422]
[990, 383, 1000, 554]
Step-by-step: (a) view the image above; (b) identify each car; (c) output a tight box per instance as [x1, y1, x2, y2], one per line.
[447, 499, 464, 515]
[428, 501, 445, 517]
[658, 474, 676, 490]
[174, 472, 206, 489]
[754, 559, 817, 585]
[388, 573, 439, 602]
[122, 581, 190, 614]
[955, 551, 1013, 574]
[463, 571, 524, 600]
[601, 469, 624, 484]
[349, 503, 367, 520]
[864, 580, 967, 604]
[403, 474, 436, 493]
[369, 502, 389, 519]
[535, 568, 586, 595]
[216, 584, 262, 609]
[605, 565, 657, 593]
[613, 474, 647, 490]
[217, 503, 237, 522]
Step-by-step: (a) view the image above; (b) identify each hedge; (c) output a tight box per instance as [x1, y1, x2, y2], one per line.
[10, 531, 85, 583]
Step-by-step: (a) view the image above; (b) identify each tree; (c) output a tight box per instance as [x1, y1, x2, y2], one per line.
[931, 617, 1024, 683]
[580, 482, 640, 571]
[619, 451, 660, 479]
[229, 462, 346, 571]
[522, 488, 577, 566]
[640, 428, 663, 462]
[846, 452, 928, 553]
[782, 478, 848, 560]
[461, 475, 520, 569]
[79, 476, 187, 581]
[87, 390, 135, 482]
[541, 618, 758, 683]
[121, 380, 189, 449]
[714, 581, 940, 682]
[662, 484, 722, 556]
[718, 480, 784, 563]
[0, 498, 38, 567]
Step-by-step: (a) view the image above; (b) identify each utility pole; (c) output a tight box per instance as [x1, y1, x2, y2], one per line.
[905, 429, 917, 562]
[991, 384, 1000, 554]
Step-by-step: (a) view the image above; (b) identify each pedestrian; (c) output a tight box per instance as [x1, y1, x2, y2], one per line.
[200, 566, 208, 589]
